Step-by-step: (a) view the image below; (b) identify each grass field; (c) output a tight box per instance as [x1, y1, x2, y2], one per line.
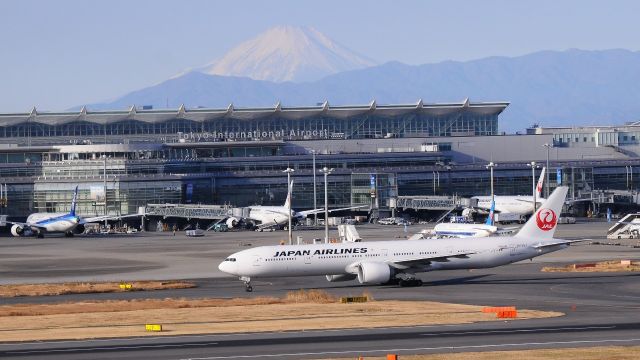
[0, 289, 561, 342]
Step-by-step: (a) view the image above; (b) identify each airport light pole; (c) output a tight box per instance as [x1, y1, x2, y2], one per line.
[103, 154, 108, 229]
[320, 167, 334, 243]
[283, 167, 295, 245]
[486, 162, 497, 205]
[311, 150, 318, 226]
[543, 143, 552, 198]
[527, 161, 539, 213]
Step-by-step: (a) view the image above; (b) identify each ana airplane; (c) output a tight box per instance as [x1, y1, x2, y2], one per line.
[6, 186, 134, 238]
[225, 180, 364, 230]
[219, 186, 575, 291]
[472, 167, 546, 216]
[425, 200, 516, 238]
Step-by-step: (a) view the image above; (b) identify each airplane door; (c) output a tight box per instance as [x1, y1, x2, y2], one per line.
[252, 255, 262, 267]
[304, 255, 312, 264]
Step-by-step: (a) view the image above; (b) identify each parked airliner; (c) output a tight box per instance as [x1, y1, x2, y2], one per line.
[225, 180, 363, 230]
[472, 167, 546, 216]
[219, 186, 574, 291]
[429, 200, 503, 238]
[6, 186, 134, 238]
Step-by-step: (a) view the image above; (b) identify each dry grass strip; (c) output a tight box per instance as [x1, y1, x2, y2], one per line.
[542, 260, 640, 272]
[319, 346, 640, 360]
[0, 280, 196, 298]
[0, 290, 561, 342]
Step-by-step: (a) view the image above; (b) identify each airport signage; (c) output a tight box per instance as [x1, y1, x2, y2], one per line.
[178, 129, 331, 142]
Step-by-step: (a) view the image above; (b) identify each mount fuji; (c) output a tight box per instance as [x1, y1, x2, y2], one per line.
[196, 25, 376, 83]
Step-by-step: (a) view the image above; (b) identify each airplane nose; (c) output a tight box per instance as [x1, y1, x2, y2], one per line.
[218, 259, 237, 275]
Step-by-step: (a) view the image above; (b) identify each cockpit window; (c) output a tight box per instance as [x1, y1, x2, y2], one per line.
[225, 258, 236, 262]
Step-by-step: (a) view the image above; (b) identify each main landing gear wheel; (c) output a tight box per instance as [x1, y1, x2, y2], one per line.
[399, 279, 423, 287]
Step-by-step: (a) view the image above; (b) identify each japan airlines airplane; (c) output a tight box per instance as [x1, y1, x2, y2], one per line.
[472, 167, 546, 216]
[6, 186, 132, 238]
[219, 186, 573, 291]
[225, 180, 364, 230]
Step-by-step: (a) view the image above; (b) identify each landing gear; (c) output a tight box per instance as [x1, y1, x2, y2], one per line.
[241, 276, 253, 292]
[395, 273, 423, 287]
[64, 231, 74, 237]
[36, 232, 44, 238]
[399, 279, 423, 287]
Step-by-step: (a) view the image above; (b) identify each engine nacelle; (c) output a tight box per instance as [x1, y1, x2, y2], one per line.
[73, 224, 86, 234]
[357, 262, 392, 284]
[325, 274, 358, 282]
[10, 224, 24, 237]
[226, 217, 239, 228]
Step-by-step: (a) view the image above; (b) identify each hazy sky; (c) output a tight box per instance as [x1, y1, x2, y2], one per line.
[1, 0, 638, 112]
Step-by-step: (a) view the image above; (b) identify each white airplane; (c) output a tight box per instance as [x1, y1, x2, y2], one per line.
[225, 180, 364, 230]
[219, 186, 576, 291]
[6, 186, 134, 238]
[424, 201, 516, 238]
[472, 167, 546, 216]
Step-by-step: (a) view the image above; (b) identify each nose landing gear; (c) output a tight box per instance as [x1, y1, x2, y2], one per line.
[240, 276, 252, 292]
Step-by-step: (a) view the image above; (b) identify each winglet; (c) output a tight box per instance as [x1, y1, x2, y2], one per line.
[515, 186, 568, 239]
[70, 186, 78, 216]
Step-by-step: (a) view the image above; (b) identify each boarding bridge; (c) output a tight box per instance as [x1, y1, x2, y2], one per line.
[394, 195, 468, 211]
[607, 213, 640, 239]
[144, 203, 233, 220]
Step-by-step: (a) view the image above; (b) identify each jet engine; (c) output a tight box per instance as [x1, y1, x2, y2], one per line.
[10, 224, 24, 237]
[325, 274, 358, 282]
[72, 224, 86, 234]
[226, 217, 239, 228]
[356, 262, 392, 284]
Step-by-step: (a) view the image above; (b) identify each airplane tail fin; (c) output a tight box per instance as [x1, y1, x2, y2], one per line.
[70, 186, 78, 216]
[536, 167, 546, 199]
[283, 179, 293, 209]
[484, 200, 495, 226]
[515, 186, 568, 239]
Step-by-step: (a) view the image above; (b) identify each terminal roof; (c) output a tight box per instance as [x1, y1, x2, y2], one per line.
[0, 100, 509, 127]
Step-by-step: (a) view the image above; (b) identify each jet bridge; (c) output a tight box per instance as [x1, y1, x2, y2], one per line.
[144, 203, 233, 220]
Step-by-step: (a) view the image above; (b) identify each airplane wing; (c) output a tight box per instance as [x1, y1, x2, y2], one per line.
[385, 251, 476, 270]
[532, 239, 587, 249]
[82, 214, 141, 223]
[255, 221, 281, 230]
[495, 226, 520, 234]
[298, 205, 367, 218]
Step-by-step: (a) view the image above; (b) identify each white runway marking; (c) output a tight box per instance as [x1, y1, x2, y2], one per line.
[420, 325, 615, 336]
[181, 338, 640, 359]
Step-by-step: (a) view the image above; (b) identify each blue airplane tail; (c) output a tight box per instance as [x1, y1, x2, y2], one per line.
[70, 186, 78, 216]
[484, 199, 495, 226]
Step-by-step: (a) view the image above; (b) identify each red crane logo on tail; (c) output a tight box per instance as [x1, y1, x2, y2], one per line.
[536, 208, 557, 231]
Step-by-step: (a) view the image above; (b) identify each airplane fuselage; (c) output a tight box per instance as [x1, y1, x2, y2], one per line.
[25, 213, 80, 233]
[219, 236, 566, 278]
[473, 196, 544, 215]
[432, 222, 498, 238]
[248, 206, 296, 226]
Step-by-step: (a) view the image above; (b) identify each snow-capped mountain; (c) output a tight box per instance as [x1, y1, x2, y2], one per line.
[198, 25, 376, 82]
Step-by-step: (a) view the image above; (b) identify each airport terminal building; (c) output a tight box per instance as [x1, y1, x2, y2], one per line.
[1, 99, 640, 222]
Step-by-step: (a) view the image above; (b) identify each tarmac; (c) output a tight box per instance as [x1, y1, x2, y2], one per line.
[1, 220, 640, 359]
